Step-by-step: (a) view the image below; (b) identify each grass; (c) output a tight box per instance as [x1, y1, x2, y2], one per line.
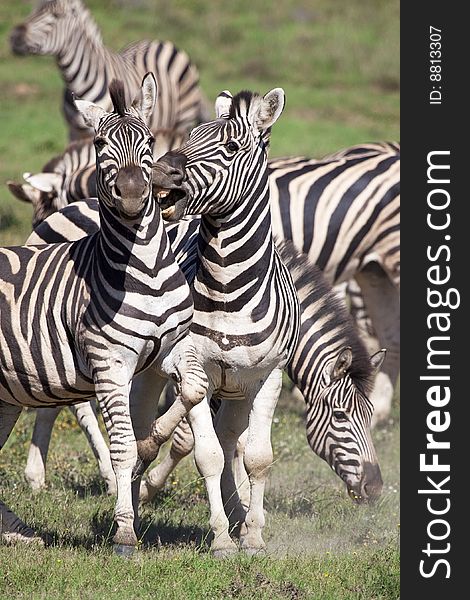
[0, 391, 400, 599]
[0, 1, 399, 597]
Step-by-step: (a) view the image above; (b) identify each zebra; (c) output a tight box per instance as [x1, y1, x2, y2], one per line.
[140, 237, 386, 508]
[8, 139, 400, 415]
[27, 196, 385, 517]
[0, 74, 208, 552]
[146, 87, 303, 556]
[10, 0, 208, 141]
[23, 90, 386, 555]
[8, 142, 398, 494]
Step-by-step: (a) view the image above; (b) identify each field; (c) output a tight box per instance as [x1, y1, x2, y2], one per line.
[0, 0, 399, 598]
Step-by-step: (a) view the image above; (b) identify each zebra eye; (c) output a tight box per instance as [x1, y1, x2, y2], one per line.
[148, 136, 155, 147]
[225, 140, 239, 152]
[94, 137, 107, 151]
[333, 410, 348, 421]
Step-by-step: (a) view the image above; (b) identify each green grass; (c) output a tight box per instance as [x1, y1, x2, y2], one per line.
[0, 0, 398, 245]
[0, 392, 400, 599]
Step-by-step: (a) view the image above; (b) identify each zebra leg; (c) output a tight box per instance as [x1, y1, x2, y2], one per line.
[24, 406, 61, 490]
[93, 373, 138, 553]
[139, 417, 194, 503]
[233, 429, 250, 526]
[355, 263, 400, 424]
[69, 401, 116, 495]
[346, 278, 395, 427]
[187, 393, 238, 557]
[239, 369, 283, 555]
[129, 368, 168, 537]
[215, 401, 251, 536]
[1, 401, 43, 545]
[133, 336, 208, 477]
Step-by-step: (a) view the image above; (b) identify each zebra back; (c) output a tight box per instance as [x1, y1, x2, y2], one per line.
[269, 142, 400, 286]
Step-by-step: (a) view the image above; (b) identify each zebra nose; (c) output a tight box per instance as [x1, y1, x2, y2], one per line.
[10, 25, 28, 54]
[362, 462, 383, 503]
[115, 166, 147, 199]
[156, 151, 187, 186]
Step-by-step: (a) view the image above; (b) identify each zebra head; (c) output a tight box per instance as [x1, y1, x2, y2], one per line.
[153, 88, 284, 221]
[7, 172, 63, 229]
[307, 347, 386, 504]
[73, 73, 157, 220]
[11, 0, 92, 57]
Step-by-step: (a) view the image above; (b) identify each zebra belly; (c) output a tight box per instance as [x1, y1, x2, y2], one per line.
[0, 352, 95, 408]
[191, 331, 287, 395]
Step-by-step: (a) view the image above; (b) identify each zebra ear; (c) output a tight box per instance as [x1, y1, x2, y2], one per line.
[329, 347, 353, 382]
[132, 72, 158, 125]
[74, 99, 107, 130]
[215, 91, 233, 119]
[370, 349, 386, 374]
[255, 88, 285, 131]
[7, 180, 40, 205]
[23, 172, 62, 194]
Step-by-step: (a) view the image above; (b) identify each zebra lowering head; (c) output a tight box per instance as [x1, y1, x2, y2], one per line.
[278, 241, 385, 504]
[153, 88, 284, 220]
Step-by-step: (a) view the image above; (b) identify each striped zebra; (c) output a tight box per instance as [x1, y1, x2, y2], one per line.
[140, 235, 386, 508]
[0, 75, 208, 551]
[8, 142, 398, 494]
[26, 197, 385, 516]
[8, 139, 400, 417]
[24, 90, 386, 553]
[152, 87, 302, 555]
[10, 0, 207, 141]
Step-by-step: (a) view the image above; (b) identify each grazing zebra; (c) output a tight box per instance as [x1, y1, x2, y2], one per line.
[0, 74, 208, 551]
[10, 0, 207, 140]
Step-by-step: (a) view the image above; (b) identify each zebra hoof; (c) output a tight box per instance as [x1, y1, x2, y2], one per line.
[212, 546, 238, 559]
[241, 546, 266, 557]
[113, 543, 136, 558]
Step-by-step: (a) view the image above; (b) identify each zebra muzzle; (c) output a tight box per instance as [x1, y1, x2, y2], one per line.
[10, 25, 32, 56]
[153, 183, 189, 221]
[152, 151, 189, 221]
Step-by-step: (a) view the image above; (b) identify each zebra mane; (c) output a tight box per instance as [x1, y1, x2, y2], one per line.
[229, 90, 258, 119]
[276, 239, 374, 394]
[109, 80, 127, 117]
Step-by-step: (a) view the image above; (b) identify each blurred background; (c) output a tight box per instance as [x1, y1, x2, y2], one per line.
[0, 0, 399, 245]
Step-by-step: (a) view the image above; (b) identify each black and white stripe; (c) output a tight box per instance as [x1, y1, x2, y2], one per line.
[278, 241, 384, 502]
[10, 0, 207, 140]
[0, 75, 207, 550]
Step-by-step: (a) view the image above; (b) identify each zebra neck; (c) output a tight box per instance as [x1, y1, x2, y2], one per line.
[194, 187, 275, 300]
[96, 199, 166, 277]
[287, 293, 349, 406]
[55, 13, 112, 97]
